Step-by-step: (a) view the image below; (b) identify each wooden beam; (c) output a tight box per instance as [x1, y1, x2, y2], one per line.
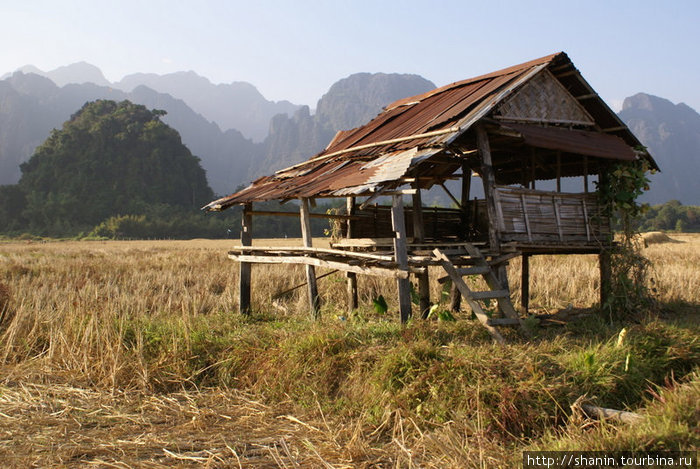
[231, 245, 394, 262]
[521, 254, 530, 315]
[391, 194, 412, 323]
[300, 198, 320, 319]
[476, 125, 509, 290]
[247, 210, 360, 220]
[272, 270, 339, 299]
[599, 248, 612, 308]
[281, 127, 459, 172]
[556, 151, 562, 192]
[239, 203, 253, 315]
[346, 197, 358, 312]
[601, 125, 626, 133]
[476, 125, 500, 253]
[580, 404, 644, 424]
[230, 253, 412, 279]
[438, 182, 462, 209]
[493, 115, 594, 126]
[520, 194, 532, 242]
[433, 249, 506, 344]
[452, 162, 473, 312]
[598, 168, 613, 309]
[412, 187, 430, 318]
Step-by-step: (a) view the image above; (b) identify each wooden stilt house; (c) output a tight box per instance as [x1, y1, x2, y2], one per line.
[204, 52, 657, 342]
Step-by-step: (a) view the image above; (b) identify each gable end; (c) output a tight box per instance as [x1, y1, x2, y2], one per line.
[494, 69, 595, 125]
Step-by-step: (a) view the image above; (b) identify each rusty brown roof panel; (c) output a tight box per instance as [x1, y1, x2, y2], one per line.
[505, 123, 636, 161]
[204, 52, 657, 211]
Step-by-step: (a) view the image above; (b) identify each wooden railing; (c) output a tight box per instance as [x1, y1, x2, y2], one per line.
[494, 186, 610, 244]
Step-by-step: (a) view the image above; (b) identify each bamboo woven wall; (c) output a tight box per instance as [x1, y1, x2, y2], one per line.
[495, 186, 609, 244]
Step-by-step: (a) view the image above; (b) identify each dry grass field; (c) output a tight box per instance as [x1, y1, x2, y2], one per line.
[0, 234, 698, 467]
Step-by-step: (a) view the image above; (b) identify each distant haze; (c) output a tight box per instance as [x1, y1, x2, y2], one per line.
[1, 62, 698, 204]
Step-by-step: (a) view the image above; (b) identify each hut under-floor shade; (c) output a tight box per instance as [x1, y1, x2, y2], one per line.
[203, 52, 657, 343]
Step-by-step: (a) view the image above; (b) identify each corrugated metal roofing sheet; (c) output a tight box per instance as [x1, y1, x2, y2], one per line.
[204, 52, 656, 211]
[505, 123, 636, 161]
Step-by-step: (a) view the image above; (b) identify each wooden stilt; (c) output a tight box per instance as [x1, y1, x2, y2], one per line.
[476, 125, 509, 289]
[300, 198, 320, 318]
[521, 254, 530, 315]
[452, 162, 473, 312]
[599, 248, 612, 308]
[556, 151, 562, 192]
[450, 283, 462, 313]
[598, 168, 613, 309]
[239, 203, 253, 315]
[345, 197, 358, 312]
[412, 188, 430, 318]
[391, 194, 412, 323]
[476, 125, 511, 310]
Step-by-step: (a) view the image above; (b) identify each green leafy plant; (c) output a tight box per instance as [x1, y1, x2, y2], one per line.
[373, 295, 388, 315]
[427, 303, 456, 322]
[597, 158, 657, 320]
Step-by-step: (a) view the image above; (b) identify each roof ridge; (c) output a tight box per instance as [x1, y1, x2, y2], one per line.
[385, 52, 566, 111]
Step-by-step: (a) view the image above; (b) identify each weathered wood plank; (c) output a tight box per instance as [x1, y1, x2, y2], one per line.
[239, 203, 253, 315]
[392, 194, 412, 323]
[346, 197, 358, 312]
[230, 254, 412, 279]
[231, 245, 395, 262]
[580, 404, 645, 424]
[470, 290, 509, 300]
[300, 198, 320, 319]
[412, 188, 431, 318]
[521, 254, 530, 315]
[476, 125, 500, 253]
[433, 248, 505, 344]
[272, 270, 339, 299]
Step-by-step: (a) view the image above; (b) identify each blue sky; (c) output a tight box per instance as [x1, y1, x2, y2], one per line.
[2, 0, 698, 111]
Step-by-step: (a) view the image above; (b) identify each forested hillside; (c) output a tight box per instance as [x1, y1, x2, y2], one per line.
[0, 100, 215, 236]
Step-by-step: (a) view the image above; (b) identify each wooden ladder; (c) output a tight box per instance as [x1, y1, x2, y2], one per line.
[433, 244, 521, 344]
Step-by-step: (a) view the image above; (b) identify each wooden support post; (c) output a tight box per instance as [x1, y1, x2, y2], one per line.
[599, 248, 612, 308]
[239, 203, 253, 315]
[300, 198, 320, 319]
[476, 125, 509, 290]
[391, 194, 412, 323]
[451, 162, 473, 312]
[476, 125, 500, 254]
[521, 254, 530, 315]
[450, 283, 462, 313]
[461, 161, 472, 238]
[412, 188, 430, 318]
[345, 197, 358, 312]
[530, 148, 536, 190]
[556, 151, 562, 192]
[598, 168, 613, 309]
[583, 156, 589, 193]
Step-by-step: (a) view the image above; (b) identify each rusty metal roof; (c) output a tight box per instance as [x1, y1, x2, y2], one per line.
[503, 123, 637, 161]
[204, 52, 656, 211]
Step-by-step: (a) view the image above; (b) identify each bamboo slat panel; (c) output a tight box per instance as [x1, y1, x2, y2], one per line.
[495, 186, 610, 243]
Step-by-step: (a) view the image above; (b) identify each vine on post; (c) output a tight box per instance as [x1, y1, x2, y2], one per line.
[596, 155, 657, 320]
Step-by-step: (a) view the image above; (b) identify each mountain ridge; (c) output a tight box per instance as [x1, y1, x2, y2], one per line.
[619, 92, 700, 204]
[1, 62, 698, 205]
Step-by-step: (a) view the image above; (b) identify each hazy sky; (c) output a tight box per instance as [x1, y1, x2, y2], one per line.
[2, 0, 698, 111]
